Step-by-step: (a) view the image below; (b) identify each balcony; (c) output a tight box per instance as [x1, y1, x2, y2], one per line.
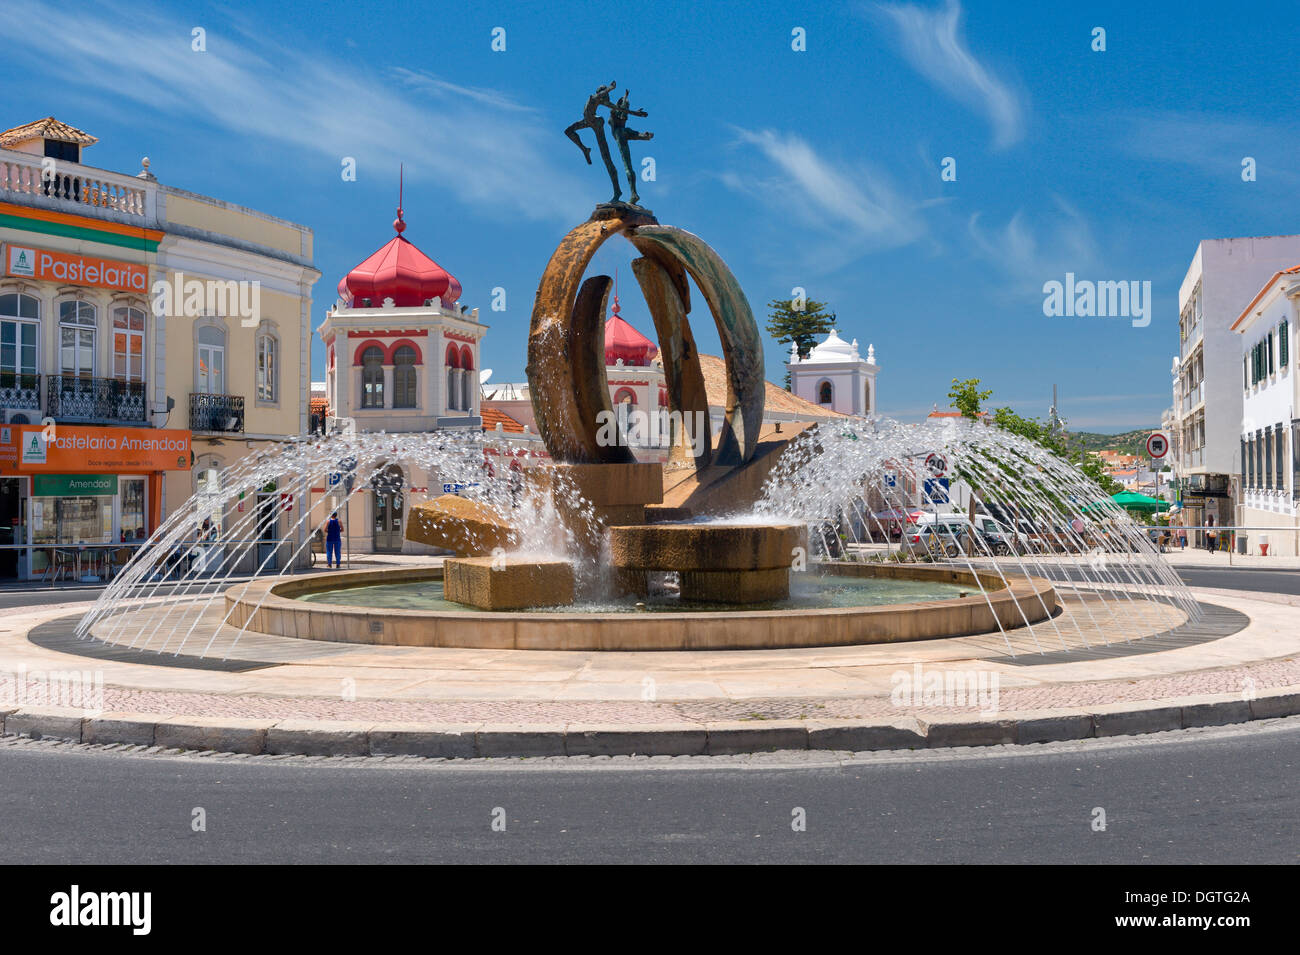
[1181, 381, 1203, 415]
[0, 372, 40, 411]
[0, 150, 153, 220]
[189, 393, 244, 434]
[45, 375, 146, 423]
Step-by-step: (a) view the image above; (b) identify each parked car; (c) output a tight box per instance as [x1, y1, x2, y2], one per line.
[903, 516, 970, 558]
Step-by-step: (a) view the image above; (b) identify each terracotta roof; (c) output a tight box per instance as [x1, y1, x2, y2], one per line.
[0, 117, 97, 148]
[696, 353, 844, 418]
[481, 407, 525, 433]
[1231, 263, 1300, 331]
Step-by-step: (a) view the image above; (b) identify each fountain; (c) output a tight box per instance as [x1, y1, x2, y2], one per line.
[73, 87, 1200, 659]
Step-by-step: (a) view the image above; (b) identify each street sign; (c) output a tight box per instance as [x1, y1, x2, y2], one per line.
[924, 477, 950, 504]
[884, 471, 897, 488]
[924, 453, 949, 478]
[1146, 432, 1170, 460]
[279, 493, 294, 512]
[443, 482, 481, 496]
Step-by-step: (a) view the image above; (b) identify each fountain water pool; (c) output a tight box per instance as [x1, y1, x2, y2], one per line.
[297, 572, 972, 613]
[75, 415, 1196, 657]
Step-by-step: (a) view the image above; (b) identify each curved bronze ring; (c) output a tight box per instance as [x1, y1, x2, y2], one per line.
[526, 214, 765, 469]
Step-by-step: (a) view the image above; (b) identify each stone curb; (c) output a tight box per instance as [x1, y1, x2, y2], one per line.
[2, 689, 1297, 758]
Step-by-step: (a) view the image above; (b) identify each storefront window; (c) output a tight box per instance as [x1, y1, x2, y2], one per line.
[32, 496, 113, 545]
[195, 467, 223, 537]
[120, 477, 146, 542]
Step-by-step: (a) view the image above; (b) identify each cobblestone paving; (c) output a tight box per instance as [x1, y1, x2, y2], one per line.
[54, 653, 1298, 724]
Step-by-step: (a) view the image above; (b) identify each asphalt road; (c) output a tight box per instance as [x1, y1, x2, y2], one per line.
[1, 719, 1296, 864]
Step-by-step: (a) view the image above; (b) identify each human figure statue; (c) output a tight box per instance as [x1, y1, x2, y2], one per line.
[608, 90, 654, 206]
[564, 81, 622, 201]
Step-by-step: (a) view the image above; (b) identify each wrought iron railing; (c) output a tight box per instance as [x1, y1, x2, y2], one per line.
[0, 372, 40, 410]
[189, 393, 245, 433]
[46, 375, 146, 422]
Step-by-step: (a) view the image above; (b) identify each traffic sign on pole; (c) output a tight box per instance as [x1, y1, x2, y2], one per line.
[1146, 432, 1170, 460]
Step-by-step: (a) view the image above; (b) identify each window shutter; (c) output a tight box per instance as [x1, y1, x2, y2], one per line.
[1281, 320, 1290, 367]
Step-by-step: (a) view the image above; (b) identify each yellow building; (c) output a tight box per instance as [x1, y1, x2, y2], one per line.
[0, 117, 318, 578]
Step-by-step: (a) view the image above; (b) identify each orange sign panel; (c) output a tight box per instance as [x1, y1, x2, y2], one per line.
[4, 426, 191, 472]
[5, 243, 149, 294]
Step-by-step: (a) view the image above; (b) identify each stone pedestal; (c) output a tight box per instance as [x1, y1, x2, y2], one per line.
[608, 522, 807, 605]
[443, 556, 575, 611]
[529, 461, 664, 550]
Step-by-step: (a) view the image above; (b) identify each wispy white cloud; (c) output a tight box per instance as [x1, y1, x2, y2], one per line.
[0, 1, 588, 221]
[873, 0, 1025, 148]
[1116, 110, 1300, 184]
[966, 196, 1099, 291]
[724, 127, 932, 268]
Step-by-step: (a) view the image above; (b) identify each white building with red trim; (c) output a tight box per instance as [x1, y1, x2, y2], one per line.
[317, 204, 485, 432]
[313, 202, 505, 554]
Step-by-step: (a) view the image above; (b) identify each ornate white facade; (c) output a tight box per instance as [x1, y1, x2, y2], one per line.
[789, 329, 878, 417]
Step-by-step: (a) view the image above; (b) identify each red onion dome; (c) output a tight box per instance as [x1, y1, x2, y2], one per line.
[604, 296, 658, 365]
[338, 208, 461, 307]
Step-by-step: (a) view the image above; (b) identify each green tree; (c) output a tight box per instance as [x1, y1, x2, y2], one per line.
[948, 378, 993, 419]
[767, 297, 835, 387]
[992, 405, 1123, 495]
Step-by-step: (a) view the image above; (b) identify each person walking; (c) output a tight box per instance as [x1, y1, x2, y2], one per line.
[325, 512, 344, 569]
[1204, 515, 1217, 554]
[1177, 524, 1187, 550]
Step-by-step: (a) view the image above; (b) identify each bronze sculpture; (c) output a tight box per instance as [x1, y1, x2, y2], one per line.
[609, 91, 654, 206]
[565, 82, 654, 207]
[565, 81, 621, 202]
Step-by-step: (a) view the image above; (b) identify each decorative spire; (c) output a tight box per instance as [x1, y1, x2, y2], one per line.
[393, 164, 406, 234]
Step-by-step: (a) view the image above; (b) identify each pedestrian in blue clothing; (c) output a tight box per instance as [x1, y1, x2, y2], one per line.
[325, 512, 343, 568]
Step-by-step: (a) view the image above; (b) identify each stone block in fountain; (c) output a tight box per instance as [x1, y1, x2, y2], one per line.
[608, 522, 808, 604]
[406, 494, 520, 556]
[444, 555, 575, 610]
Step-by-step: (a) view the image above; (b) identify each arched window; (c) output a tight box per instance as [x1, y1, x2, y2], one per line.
[863, 383, 871, 415]
[613, 388, 637, 406]
[818, 380, 834, 405]
[256, 331, 278, 403]
[459, 346, 474, 413]
[59, 301, 96, 378]
[360, 346, 385, 409]
[0, 293, 39, 406]
[445, 344, 461, 412]
[113, 305, 146, 383]
[392, 345, 417, 409]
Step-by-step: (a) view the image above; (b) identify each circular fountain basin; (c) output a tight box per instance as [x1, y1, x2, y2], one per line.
[223, 562, 1058, 651]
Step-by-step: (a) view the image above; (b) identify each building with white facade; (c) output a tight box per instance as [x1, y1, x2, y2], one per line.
[789, 329, 877, 417]
[1231, 265, 1299, 554]
[1170, 235, 1300, 540]
[314, 203, 498, 554]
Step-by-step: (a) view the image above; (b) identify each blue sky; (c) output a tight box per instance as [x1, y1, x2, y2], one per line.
[4, 0, 1297, 430]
